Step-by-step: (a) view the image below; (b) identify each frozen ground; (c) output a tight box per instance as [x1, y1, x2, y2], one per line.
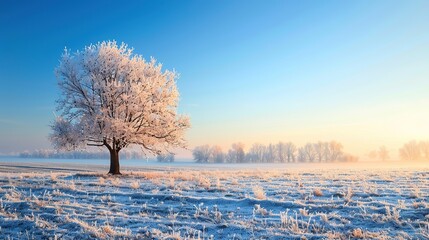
[0, 161, 428, 239]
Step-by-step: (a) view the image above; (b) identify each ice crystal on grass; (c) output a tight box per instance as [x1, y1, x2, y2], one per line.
[0, 165, 427, 239]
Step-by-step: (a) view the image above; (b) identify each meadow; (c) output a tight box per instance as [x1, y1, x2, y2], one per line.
[0, 162, 427, 239]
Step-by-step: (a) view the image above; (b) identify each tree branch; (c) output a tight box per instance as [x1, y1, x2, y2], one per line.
[87, 143, 104, 147]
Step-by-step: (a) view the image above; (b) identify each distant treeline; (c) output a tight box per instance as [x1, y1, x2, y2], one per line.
[156, 153, 175, 162]
[19, 149, 146, 160]
[18, 149, 177, 162]
[193, 141, 358, 163]
[399, 140, 429, 161]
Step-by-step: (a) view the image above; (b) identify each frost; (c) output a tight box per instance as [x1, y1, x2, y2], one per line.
[0, 164, 427, 239]
[50, 41, 190, 173]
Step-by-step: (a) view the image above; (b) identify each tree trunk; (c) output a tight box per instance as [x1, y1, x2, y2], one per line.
[108, 149, 121, 175]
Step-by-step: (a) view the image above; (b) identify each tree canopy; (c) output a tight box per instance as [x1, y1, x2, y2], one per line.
[50, 41, 190, 174]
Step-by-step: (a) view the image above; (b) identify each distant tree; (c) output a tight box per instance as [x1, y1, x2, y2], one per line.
[210, 145, 225, 163]
[50, 41, 190, 174]
[236, 143, 246, 163]
[314, 141, 325, 162]
[327, 141, 343, 161]
[285, 142, 297, 163]
[193, 145, 211, 163]
[378, 146, 389, 161]
[399, 140, 421, 161]
[322, 142, 330, 161]
[19, 151, 30, 158]
[265, 144, 277, 163]
[227, 143, 245, 163]
[248, 143, 266, 163]
[297, 148, 306, 162]
[302, 143, 317, 162]
[276, 142, 288, 163]
[157, 153, 174, 162]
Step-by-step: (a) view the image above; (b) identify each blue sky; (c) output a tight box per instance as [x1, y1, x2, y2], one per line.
[0, 1, 428, 157]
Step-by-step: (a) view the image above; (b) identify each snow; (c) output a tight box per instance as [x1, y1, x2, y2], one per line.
[0, 161, 427, 239]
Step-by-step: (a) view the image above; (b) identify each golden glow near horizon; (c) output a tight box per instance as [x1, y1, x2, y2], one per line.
[186, 98, 429, 160]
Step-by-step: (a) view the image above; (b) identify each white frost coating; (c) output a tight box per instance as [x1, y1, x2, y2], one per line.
[50, 41, 190, 155]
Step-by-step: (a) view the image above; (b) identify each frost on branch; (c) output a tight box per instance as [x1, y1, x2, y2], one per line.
[50, 117, 86, 151]
[50, 40, 190, 158]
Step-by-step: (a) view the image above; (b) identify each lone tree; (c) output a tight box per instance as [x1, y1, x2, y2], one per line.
[50, 41, 190, 174]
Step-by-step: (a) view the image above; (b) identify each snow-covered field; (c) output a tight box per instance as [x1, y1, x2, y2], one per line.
[0, 161, 428, 239]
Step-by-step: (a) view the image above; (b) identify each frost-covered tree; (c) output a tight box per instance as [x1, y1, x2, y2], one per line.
[302, 143, 317, 162]
[193, 145, 212, 163]
[314, 141, 325, 162]
[284, 142, 297, 163]
[276, 142, 288, 163]
[399, 140, 421, 161]
[327, 141, 343, 161]
[297, 148, 306, 162]
[227, 143, 245, 163]
[264, 144, 277, 163]
[248, 143, 266, 163]
[50, 41, 190, 174]
[210, 145, 225, 163]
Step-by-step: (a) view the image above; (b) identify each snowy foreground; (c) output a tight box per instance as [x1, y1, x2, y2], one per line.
[0, 162, 428, 239]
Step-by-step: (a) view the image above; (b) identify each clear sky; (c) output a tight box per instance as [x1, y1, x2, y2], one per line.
[0, 0, 428, 158]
